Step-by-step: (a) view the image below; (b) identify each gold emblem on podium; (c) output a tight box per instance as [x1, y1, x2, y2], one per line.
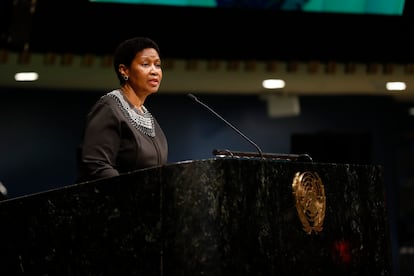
[292, 171, 326, 234]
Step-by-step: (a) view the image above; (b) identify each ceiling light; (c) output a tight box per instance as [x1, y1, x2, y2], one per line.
[14, 72, 39, 82]
[262, 79, 285, 89]
[386, 81, 406, 91]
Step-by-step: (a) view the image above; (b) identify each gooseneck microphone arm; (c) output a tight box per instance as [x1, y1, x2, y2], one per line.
[188, 93, 264, 158]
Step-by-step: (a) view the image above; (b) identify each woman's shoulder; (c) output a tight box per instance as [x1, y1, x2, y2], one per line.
[99, 89, 122, 104]
[90, 89, 124, 110]
[86, 89, 121, 115]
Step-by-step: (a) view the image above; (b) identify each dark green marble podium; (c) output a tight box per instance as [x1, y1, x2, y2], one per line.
[0, 158, 392, 275]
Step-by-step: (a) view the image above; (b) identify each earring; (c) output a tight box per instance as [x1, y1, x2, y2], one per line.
[123, 75, 129, 81]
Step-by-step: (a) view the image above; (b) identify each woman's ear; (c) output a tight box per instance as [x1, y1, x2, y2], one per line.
[118, 64, 127, 75]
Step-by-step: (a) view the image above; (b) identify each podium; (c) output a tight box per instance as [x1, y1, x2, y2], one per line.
[0, 158, 392, 275]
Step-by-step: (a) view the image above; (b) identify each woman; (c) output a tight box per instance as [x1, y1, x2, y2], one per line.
[77, 37, 168, 182]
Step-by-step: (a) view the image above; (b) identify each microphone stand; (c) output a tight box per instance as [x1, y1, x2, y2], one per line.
[188, 93, 264, 158]
[212, 149, 313, 162]
[188, 93, 313, 162]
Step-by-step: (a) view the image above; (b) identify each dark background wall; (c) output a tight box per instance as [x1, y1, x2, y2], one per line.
[0, 88, 405, 197]
[1, 1, 414, 275]
[1, 87, 414, 274]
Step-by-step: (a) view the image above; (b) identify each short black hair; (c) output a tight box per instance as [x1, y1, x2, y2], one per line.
[113, 37, 161, 84]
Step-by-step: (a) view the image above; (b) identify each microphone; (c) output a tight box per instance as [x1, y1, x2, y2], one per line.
[187, 93, 264, 158]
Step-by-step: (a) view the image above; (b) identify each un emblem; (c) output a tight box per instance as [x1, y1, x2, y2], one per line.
[292, 171, 326, 234]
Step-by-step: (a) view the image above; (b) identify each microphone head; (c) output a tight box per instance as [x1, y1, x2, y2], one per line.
[187, 93, 197, 101]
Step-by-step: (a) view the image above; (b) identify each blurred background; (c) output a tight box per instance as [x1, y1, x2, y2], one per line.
[1, 0, 414, 275]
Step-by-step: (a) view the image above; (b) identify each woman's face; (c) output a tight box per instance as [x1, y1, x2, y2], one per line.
[125, 48, 163, 95]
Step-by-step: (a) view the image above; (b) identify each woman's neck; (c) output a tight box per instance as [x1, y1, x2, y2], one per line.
[120, 86, 146, 111]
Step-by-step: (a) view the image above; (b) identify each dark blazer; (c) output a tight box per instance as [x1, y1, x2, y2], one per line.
[77, 90, 168, 182]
